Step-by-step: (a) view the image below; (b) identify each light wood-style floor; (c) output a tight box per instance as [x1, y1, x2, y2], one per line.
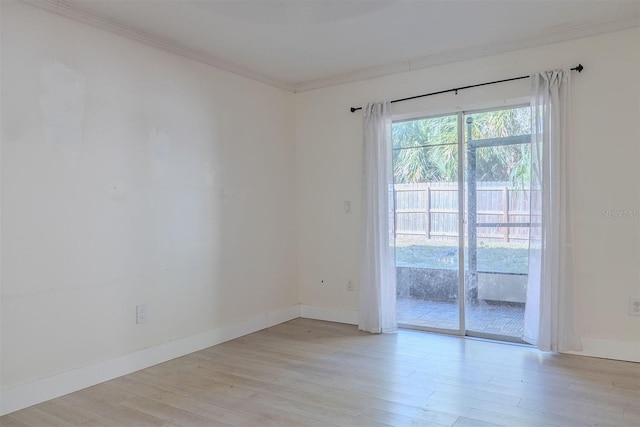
[2, 318, 639, 427]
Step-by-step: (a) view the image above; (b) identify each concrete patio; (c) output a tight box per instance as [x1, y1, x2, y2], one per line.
[397, 297, 525, 339]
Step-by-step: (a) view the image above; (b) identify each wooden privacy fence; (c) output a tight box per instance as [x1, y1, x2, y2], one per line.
[395, 182, 535, 242]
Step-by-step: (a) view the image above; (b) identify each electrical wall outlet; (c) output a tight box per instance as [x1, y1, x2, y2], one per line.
[629, 298, 640, 317]
[346, 280, 354, 292]
[136, 304, 148, 324]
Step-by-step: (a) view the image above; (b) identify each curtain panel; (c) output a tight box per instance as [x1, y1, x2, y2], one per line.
[524, 70, 582, 352]
[359, 102, 398, 334]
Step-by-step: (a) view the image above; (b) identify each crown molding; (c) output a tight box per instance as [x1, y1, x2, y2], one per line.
[292, 13, 640, 92]
[18, 0, 297, 92]
[18, 0, 639, 94]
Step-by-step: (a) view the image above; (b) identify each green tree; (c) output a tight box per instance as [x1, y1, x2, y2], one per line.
[393, 114, 458, 183]
[467, 107, 531, 186]
[392, 107, 531, 186]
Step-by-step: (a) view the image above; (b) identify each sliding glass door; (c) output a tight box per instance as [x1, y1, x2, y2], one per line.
[394, 106, 532, 342]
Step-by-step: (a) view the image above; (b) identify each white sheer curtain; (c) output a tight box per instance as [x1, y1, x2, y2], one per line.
[524, 70, 582, 352]
[359, 102, 398, 334]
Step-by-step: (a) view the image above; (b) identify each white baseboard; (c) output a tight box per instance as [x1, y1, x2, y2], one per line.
[564, 337, 640, 363]
[299, 304, 358, 325]
[0, 304, 300, 416]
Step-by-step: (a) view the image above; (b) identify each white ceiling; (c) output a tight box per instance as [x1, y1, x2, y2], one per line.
[27, 0, 640, 91]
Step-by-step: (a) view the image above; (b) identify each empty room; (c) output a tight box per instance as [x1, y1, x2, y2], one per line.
[1, 0, 639, 426]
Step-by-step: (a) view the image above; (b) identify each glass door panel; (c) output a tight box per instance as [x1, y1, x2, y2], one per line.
[463, 107, 531, 341]
[393, 114, 461, 332]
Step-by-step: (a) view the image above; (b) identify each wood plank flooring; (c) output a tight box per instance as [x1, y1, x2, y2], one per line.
[2, 318, 639, 426]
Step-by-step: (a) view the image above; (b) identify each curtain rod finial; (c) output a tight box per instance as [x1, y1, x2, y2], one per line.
[575, 64, 584, 73]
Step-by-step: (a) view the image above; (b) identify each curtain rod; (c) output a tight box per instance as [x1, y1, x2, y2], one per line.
[349, 64, 584, 113]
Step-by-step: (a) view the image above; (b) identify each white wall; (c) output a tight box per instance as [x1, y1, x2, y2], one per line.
[295, 28, 640, 361]
[1, 0, 639, 416]
[1, 0, 298, 412]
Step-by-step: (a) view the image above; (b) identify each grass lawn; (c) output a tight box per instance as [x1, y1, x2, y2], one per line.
[395, 236, 529, 275]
